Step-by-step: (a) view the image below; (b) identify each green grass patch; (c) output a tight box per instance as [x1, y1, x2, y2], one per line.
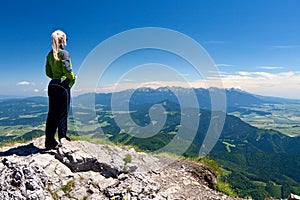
[61, 180, 75, 193]
[199, 157, 238, 197]
[222, 142, 236, 153]
[252, 181, 267, 187]
[71, 133, 113, 146]
[123, 154, 132, 164]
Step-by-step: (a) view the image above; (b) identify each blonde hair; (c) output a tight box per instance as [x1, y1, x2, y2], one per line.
[51, 30, 67, 61]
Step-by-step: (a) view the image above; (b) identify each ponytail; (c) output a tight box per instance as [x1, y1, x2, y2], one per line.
[51, 30, 67, 61]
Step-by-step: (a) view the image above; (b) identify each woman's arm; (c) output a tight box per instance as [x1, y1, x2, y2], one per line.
[60, 49, 76, 87]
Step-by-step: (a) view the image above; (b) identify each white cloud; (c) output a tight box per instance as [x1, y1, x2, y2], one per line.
[237, 71, 252, 76]
[33, 89, 39, 93]
[219, 71, 300, 99]
[259, 66, 284, 70]
[16, 81, 32, 86]
[215, 64, 235, 67]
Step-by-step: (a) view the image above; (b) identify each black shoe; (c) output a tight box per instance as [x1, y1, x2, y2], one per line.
[45, 143, 58, 150]
[45, 139, 58, 150]
[65, 136, 72, 141]
[59, 136, 72, 144]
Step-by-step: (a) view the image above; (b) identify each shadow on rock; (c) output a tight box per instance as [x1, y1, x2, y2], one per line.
[0, 143, 47, 157]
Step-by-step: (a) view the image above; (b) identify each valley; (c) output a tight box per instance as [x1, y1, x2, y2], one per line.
[1, 87, 300, 199]
[229, 103, 300, 137]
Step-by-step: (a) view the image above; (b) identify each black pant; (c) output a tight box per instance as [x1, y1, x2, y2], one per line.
[45, 79, 70, 148]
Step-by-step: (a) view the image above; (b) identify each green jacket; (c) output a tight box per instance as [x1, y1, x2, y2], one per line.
[46, 48, 76, 88]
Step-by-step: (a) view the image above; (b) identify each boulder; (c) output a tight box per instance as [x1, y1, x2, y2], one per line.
[288, 193, 300, 200]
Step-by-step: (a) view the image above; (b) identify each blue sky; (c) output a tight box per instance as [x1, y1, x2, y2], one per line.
[1, 0, 300, 98]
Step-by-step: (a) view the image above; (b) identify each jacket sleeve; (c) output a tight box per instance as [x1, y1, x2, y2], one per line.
[60, 50, 76, 87]
[45, 55, 53, 79]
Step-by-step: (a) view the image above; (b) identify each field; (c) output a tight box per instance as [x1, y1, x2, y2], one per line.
[229, 103, 300, 137]
[1, 100, 300, 142]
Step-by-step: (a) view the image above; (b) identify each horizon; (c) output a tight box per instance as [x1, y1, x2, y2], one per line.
[1, 86, 300, 101]
[1, 1, 300, 99]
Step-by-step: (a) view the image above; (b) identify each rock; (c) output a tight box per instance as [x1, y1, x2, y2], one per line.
[0, 156, 51, 200]
[288, 193, 300, 200]
[0, 136, 243, 200]
[55, 140, 119, 178]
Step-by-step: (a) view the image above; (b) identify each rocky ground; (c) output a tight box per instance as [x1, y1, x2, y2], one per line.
[0, 137, 243, 200]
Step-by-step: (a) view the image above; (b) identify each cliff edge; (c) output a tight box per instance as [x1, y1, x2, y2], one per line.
[0, 137, 242, 200]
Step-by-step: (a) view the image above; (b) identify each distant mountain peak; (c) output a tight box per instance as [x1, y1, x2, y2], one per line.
[226, 87, 248, 93]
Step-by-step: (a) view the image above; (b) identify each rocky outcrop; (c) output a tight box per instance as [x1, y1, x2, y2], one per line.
[0, 137, 243, 200]
[288, 193, 300, 200]
[0, 157, 50, 200]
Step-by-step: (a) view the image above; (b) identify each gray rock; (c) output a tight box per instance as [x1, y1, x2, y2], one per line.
[55, 140, 120, 178]
[0, 136, 243, 200]
[288, 193, 300, 200]
[0, 156, 50, 200]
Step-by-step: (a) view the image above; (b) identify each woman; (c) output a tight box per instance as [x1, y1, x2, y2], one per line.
[45, 30, 76, 150]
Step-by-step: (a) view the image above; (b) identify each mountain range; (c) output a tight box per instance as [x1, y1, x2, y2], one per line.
[88, 87, 300, 109]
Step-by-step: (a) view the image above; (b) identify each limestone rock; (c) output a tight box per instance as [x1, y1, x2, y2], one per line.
[55, 140, 119, 178]
[0, 156, 51, 200]
[0, 136, 243, 200]
[288, 193, 300, 200]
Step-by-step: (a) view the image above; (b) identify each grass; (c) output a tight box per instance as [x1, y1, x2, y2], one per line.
[0, 133, 45, 148]
[198, 157, 238, 197]
[47, 185, 59, 200]
[61, 180, 75, 193]
[155, 151, 181, 160]
[222, 141, 236, 153]
[70, 133, 113, 146]
[81, 195, 91, 200]
[0, 124, 44, 136]
[0, 138, 27, 148]
[61, 180, 75, 197]
[215, 181, 237, 197]
[122, 154, 133, 171]
[123, 154, 132, 165]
